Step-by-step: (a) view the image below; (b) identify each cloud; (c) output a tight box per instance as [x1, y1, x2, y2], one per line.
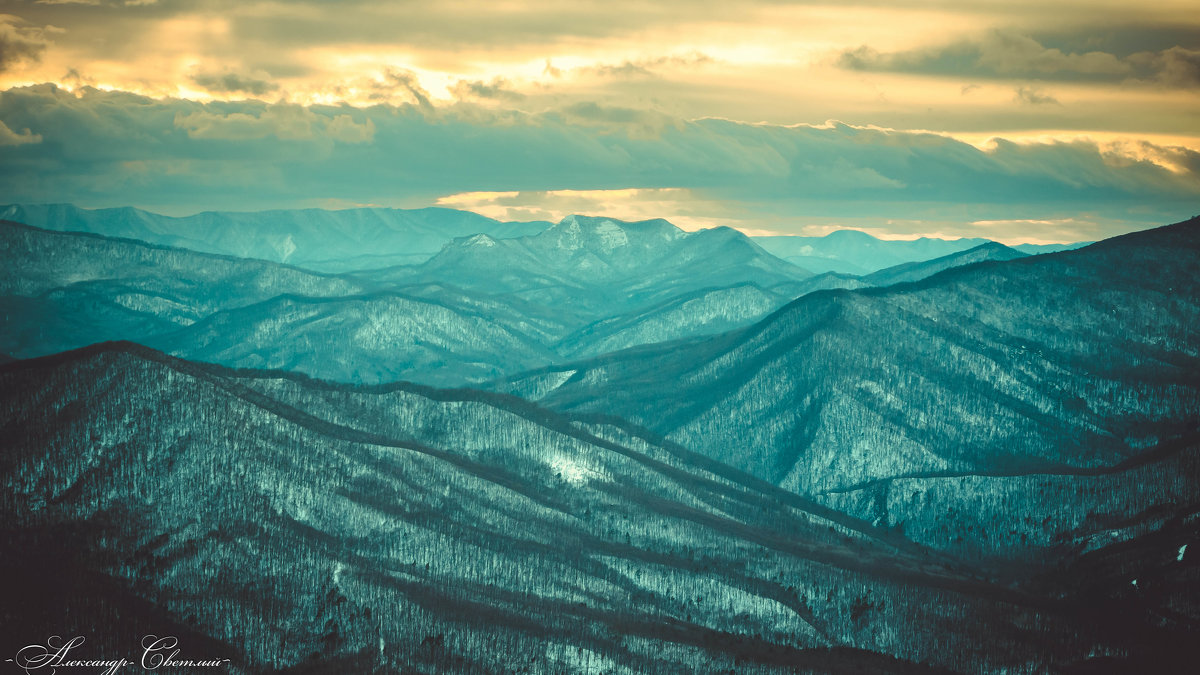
[173, 102, 374, 143]
[837, 28, 1200, 87]
[553, 101, 681, 137]
[1127, 46, 1200, 87]
[0, 84, 1196, 240]
[3, 2, 1194, 147]
[0, 16, 51, 73]
[325, 113, 374, 143]
[1026, 24, 1200, 61]
[580, 53, 714, 79]
[1099, 139, 1200, 175]
[1014, 86, 1059, 105]
[450, 77, 525, 102]
[190, 71, 279, 97]
[35, 0, 155, 5]
[443, 53, 713, 108]
[175, 105, 317, 141]
[0, 118, 41, 145]
[207, 1, 787, 52]
[383, 68, 433, 111]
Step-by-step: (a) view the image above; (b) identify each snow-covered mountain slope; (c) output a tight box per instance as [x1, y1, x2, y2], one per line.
[151, 292, 560, 387]
[502, 217, 1200, 554]
[860, 241, 1028, 287]
[376, 215, 814, 300]
[555, 283, 789, 359]
[0, 216, 1117, 389]
[0, 219, 368, 356]
[4, 343, 1194, 673]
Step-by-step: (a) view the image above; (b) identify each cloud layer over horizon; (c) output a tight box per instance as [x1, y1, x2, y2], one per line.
[0, 0, 1197, 241]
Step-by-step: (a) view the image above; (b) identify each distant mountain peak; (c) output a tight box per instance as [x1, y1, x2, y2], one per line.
[554, 214, 683, 234]
[551, 216, 630, 252]
[824, 229, 879, 242]
[540, 214, 687, 255]
[462, 233, 498, 247]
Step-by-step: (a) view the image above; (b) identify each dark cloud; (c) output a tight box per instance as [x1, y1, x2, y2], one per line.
[383, 68, 433, 111]
[0, 16, 50, 72]
[553, 101, 680, 138]
[0, 117, 40, 145]
[589, 61, 654, 78]
[0, 0, 957, 65]
[450, 77, 525, 102]
[1127, 46, 1200, 87]
[190, 71, 279, 97]
[1014, 86, 1059, 105]
[1028, 24, 1200, 59]
[171, 103, 374, 144]
[30, 1, 156, 6]
[210, 1, 804, 52]
[583, 53, 714, 79]
[837, 28, 1200, 87]
[1, 84, 1196, 234]
[7, 1, 1197, 81]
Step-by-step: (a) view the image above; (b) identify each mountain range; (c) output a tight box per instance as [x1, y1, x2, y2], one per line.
[1, 204, 1197, 673]
[0, 203, 550, 272]
[501, 217, 1200, 562]
[3, 203, 1081, 276]
[755, 229, 1084, 275]
[0, 214, 1057, 388]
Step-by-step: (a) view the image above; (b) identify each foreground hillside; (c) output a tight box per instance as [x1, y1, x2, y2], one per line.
[2, 344, 1196, 673]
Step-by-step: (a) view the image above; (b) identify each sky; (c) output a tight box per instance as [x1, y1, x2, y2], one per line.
[0, 0, 1198, 243]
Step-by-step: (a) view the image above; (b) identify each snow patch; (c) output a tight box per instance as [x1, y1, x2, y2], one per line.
[276, 234, 297, 261]
[544, 641, 625, 674]
[464, 233, 497, 247]
[555, 216, 583, 252]
[593, 219, 629, 250]
[549, 453, 606, 484]
[546, 369, 576, 391]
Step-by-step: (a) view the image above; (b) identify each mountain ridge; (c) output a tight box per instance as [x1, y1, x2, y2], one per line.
[4, 340, 1196, 672]
[0, 203, 552, 272]
[501, 215, 1200, 509]
[755, 229, 1085, 274]
[410, 214, 813, 288]
[2, 202, 1088, 278]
